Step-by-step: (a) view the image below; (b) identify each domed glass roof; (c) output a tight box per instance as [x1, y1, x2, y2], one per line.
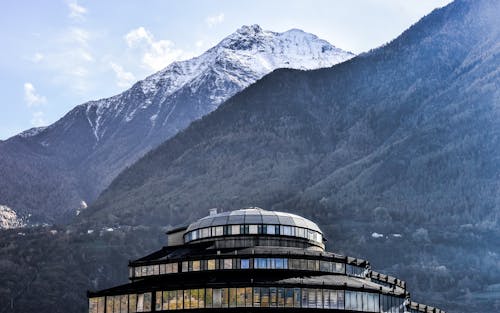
[186, 207, 322, 233]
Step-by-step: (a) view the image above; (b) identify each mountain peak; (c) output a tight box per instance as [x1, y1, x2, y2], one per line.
[236, 24, 263, 35]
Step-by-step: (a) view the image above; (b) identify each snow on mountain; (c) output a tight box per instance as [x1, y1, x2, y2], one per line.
[0, 205, 25, 229]
[76, 24, 354, 142]
[0, 25, 354, 223]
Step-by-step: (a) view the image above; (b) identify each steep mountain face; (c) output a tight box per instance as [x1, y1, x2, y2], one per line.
[81, 0, 499, 311]
[0, 25, 353, 224]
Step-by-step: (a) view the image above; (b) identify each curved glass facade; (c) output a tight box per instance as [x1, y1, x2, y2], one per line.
[88, 208, 445, 313]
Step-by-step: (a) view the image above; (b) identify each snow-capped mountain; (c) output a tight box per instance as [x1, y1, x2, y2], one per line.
[0, 25, 353, 224]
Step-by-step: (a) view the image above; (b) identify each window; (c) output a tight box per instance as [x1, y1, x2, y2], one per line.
[229, 288, 237, 307]
[285, 288, 294, 308]
[98, 297, 105, 313]
[205, 288, 213, 308]
[198, 289, 205, 308]
[114, 296, 121, 313]
[245, 287, 252, 307]
[301, 288, 308, 308]
[136, 294, 144, 312]
[270, 287, 277, 307]
[192, 260, 200, 271]
[290, 258, 301, 270]
[222, 288, 229, 307]
[201, 228, 210, 238]
[223, 259, 233, 269]
[296, 227, 305, 238]
[135, 267, 141, 277]
[182, 261, 188, 272]
[293, 288, 301, 308]
[159, 264, 166, 275]
[308, 289, 316, 308]
[176, 290, 183, 310]
[249, 225, 258, 234]
[261, 288, 269, 307]
[253, 288, 261, 307]
[89, 298, 98, 313]
[191, 289, 199, 309]
[236, 288, 245, 307]
[241, 259, 250, 269]
[277, 288, 285, 307]
[184, 289, 191, 309]
[213, 289, 222, 308]
[255, 258, 267, 269]
[266, 225, 276, 235]
[207, 259, 216, 270]
[143, 293, 151, 312]
[231, 225, 240, 235]
[281, 226, 292, 236]
[155, 292, 162, 311]
[129, 294, 137, 313]
[215, 226, 223, 236]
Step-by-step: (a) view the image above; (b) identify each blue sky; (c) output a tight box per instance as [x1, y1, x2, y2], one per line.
[0, 0, 452, 140]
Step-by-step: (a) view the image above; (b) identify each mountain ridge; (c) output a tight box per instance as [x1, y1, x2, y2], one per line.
[0, 25, 353, 223]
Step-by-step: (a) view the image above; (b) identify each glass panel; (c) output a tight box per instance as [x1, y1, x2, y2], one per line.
[249, 225, 258, 234]
[129, 295, 137, 313]
[277, 288, 285, 307]
[199, 289, 205, 308]
[143, 293, 151, 312]
[285, 288, 294, 308]
[114, 296, 121, 313]
[141, 267, 147, 277]
[192, 260, 200, 271]
[255, 258, 267, 269]
[253, 288, 261, 307]
[236, 288, 245, 307]
[89, 298, 98, 313]
[316, 289, 323, 309]
[182, 261, 188, 272]
[223, 259, 232, 269]
[98, 297, 105, 313]
[229, 288, 237, 307]
[338, 290, 345, 309]
[231, 225, 240, 235]
[136, 294, 144, 312]
[206, 288, 213, 308]
[176, 290, 183, 310]
[162, 292, 169, 310]
[155, 292, 161, 311]
[159, 264, 166, 275]
[153, 265, 159, 275]
[191, 289, 199, 309]
[308, 289, 315, 308]
[301, 288, 308, 308]
[275, 258, 284, 269]
[207, 259, 216, 270]
[222, 288, 229, 307]
[261, 287, 269, 307]
[135, 267, 141, 277]
[213, 289, 222, 308]
[245, 287, 252, 307]
[241, 259, 250, 269]
[184, 289, 190, 309]
[215, 226, 223, 236]
[167, 290, 176, 310]
[266, 225, 276, 235]
[323, 289, 329, 309]
[270, 287, 277, 307]
[293, 288, 301, 308]
[290, 259, 301, 270]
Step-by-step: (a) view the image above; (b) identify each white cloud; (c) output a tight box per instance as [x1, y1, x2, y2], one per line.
[24, 83, 47, 107]
[195, 40, 204, 48]
[31, 52, 44, 63]
[124, 27, 186, 71]
[110, 62, 136, 88]
[205, 13, 225, 27]
[67, 0, 87, 20]
[30, 111, 47, 127]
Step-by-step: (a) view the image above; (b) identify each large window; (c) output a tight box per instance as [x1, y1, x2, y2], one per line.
[93, 286, 400, 312]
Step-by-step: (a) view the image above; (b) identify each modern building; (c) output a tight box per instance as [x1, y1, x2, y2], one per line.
[88, 208, 445, 313]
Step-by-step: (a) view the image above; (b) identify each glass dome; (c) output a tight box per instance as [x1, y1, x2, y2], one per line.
[184, 207, 323, 244]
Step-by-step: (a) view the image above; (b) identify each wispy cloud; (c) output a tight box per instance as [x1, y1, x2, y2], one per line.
[30, 111, 47, 127]
[110, 62, 136, 88]
[67, 0, 87, 20]
[31, 52, 44, 63]
[24, 83, 47, 107]
[205, 13, 224, 27]
[124, 26, 186, 71]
